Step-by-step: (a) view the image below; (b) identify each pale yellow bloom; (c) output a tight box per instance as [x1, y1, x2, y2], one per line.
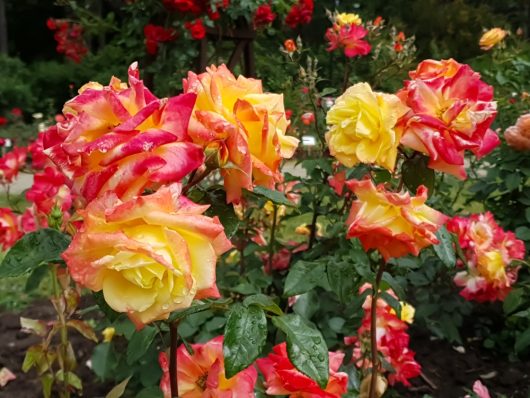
[336, 13, 362, 26]
[399, 302, 415, 324]
[326, 83, 409, 171]
[479, 28, 508, 50]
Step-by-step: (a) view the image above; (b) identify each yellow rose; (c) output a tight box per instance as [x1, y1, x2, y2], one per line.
[336, 13, 362, 26]
[62, 184, 232, 327]
[102, 327, 116, 343]
[326, 82, 409, 171]
[399, 302, 415, 324]
[479, 28, 508, 50]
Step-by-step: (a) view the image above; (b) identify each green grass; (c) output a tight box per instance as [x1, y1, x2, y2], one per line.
[0, 275, 50, 311]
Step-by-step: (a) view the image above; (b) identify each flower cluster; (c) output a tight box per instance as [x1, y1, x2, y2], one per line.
[183, 64, 299, 203]
[253, 4, 276, 29]
[159, 336, 257, 397]
[144, 24, 177, 55]
[447, 212, 525, 302]
[325, 12, 371, 58]
[345, 179, 447, 260]
[346, 285, 421, 387]
[285, 0, 314, 29]
[397, 59, 499, 179]
[256, 342, 349, 397]
[46, 18, 88, 63]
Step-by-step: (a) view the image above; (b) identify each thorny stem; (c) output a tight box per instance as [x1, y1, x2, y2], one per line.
[170, 320, 180, 398]
[369, 260, 386, 398]
[267, 205, 279, 272]
[51, 266, 70, 398]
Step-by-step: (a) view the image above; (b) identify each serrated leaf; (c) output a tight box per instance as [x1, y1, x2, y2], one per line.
[67, 320, 98, 342]
[272, 314, 329, 388]
[251, 186, 297, 207]
[327, 261, 356, 303]
[0, 229, 70, 278]
[127, 326, 157, 365]
[433, 226, 456, 268]
[402, 155, 435, 194]
[284, 261, 327, 296]
[243, 294, 283, 315]
[105, 376, 132, 398]
[223, 304, 267, 378]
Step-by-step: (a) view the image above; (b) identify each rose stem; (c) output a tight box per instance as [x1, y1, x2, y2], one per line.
[369, 260, 386, 398]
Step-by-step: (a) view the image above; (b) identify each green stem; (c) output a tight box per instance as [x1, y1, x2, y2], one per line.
[51, 266, 70, 398]
[169, 320, 180, 398]
[267, 205, 278, 272]
[369, 260, 386, 398]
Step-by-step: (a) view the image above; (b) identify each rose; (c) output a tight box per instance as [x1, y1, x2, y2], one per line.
[44, 63, 204, 203]
[325, 24, 371, 58]
[0, 208, 22, 250]
[183, 64, 299, 203]
[184, 19, 206, 40]
[397, 60, 499, 179]
[335, 12, 362, 26]
[62, 184, 232, 326]
[283, 39, 297, 52]
[26, 166, 72, 215]
[479, 28, 508, 50]
[326, 83, 409, 171]
[0, 147, 27, 184]
[345, 178, 447, 260]
[256, 342, 348, 397]
[253, 4, 276, 28]
[159, 336, 257, 397]
[505, 113, 530, 151]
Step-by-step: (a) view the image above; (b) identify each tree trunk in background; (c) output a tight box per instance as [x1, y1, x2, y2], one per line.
[0, 0, 7, 54]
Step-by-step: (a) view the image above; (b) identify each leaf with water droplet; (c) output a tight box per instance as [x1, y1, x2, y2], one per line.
[223, 303, 267, 378]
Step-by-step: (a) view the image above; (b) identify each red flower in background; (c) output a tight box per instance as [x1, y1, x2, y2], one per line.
[27, 132, 50, 170]
[285, 0, 314, 29]
[144, 24, 177, 55]
[0, 147, 27, 184]
[26, 166, 73, 215]
[325, 23, 371, 58]
[0, 117, 7, 127]
[254, 4, 276, 28]
[185, 19, 206, 39]
[162, 0, 229, 21]
[0, 208, 23, 251]
[11, 108, 22, 118]
[47, 18, 88, 63]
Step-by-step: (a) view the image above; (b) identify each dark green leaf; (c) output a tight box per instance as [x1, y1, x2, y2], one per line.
[168, 302, 212, 322]
[0, 229, 70, 278]
[284, 261, 326, 296]
[402, 155, 435, 194]
[204, 190, 240, 238]
[136, 387, 163, 398]
[126, 326, 157, 365]
[223, 304, 267, 378]
[380, 291, 401, 319]
[243, 294, 283, 315]
[504, 289, 524, 315]
[327, 261, 356, 303]
[433, 226, 456, 268]
[92, 343, 118, 379]
[515, 329, 530, 353]
[25, 265, 49, 292]
[251, 186, 297, 207]
[93, 292, 120, 322]
[505, 174, 521, 191]
[272, 314, 329, 388]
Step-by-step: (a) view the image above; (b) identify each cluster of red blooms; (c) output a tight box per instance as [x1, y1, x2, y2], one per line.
[325, 15, 371, 58]
[0, 131, 74, 250]
[345, 285, 421, 387]
[285, 0, 314, 29]
[253, 4, 276, 29]
[0, 108, 24, 127]
[394, 31, 406, 53]
[144, 24, 177, 55]
[447, 212, 525, 302]
[46, 18, 88, 63]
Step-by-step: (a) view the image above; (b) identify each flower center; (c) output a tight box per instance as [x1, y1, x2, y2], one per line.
[196, 373, 208, 391]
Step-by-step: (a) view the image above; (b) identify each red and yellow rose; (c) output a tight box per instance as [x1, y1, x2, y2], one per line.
[62, 184, 231, 326]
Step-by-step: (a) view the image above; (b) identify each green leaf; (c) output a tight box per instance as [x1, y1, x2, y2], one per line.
[380, 291, 402, 319]
[93, 292, 120, 322]
[516, 226, 530, 240]
[136, 387, 163, 398]
[56, 370, 82, 391]
[223, 303, 267, 378]
[402, 155, 435, 194]
[127, 326, 157, 365]
[243, 294, 283, 315]
[320, 87, 337, 97]
[105, 376, 132, 398]
[504, 289, 524, 315]
[505, 174, 521, 191]
[168, 302, 212, 322]
[326, 261, 356, 303]
[433, 226, 456, 268]
[204, 190, 240, 238]
[515, 329, 530, 353]
[91, 343, 118, 379]
[40, 374, 53, 398]
[25, 265, 49, 292]
[67, 320, 98, 342]
[284, 261, 326, 296]
[251, 186, 297, 207]
[0, 229, 70, 278]
[272, 314, 329, 388]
